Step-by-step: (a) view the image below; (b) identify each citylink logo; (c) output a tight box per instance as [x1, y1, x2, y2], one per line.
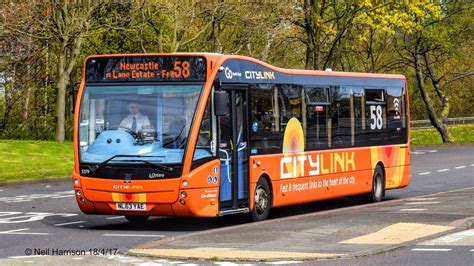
[244, 71, 275, 80]
[224, 67, 241, 79]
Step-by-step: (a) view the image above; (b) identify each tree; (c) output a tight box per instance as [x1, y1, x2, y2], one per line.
[395, 1, 473, 142]
[2, 0, 103, 142]
[293, 0, 369, 70]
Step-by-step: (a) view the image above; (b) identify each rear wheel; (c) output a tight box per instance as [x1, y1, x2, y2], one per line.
[364, 165, 385, 203]
[251, 178, 271, 221]
[125, 215, 149, 223]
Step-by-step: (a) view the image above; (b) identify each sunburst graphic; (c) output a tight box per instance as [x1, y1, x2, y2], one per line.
[282, 117, 305, 177]
[112, 192, 146, 203]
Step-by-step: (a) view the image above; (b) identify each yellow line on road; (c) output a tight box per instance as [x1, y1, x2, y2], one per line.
[129, 248, 344, 260]
[340, 223, 453, 245]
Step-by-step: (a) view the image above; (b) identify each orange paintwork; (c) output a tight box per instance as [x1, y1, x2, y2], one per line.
[73, 53, 410, 218]
[250, 145, 410, 208]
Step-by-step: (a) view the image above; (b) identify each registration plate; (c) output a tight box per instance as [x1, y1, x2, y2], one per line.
[116, 202, 146, 211]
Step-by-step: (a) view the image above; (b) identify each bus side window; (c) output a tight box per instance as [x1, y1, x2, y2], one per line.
[364, 88, 387, 146]
[385, 87, 407, 144]
[249, 84, 280, 154]
[278, 84, 302, 131]
[305, 86, 330, 151]
[353, 87, 365, 147]
[331, 86, 354, 148]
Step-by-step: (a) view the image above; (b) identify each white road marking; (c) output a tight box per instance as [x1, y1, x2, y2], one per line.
[267, 261, 303, 265]
[411, 248, 451, 252]
[437, 169, 450, 172]
[399, 209, 427, 212]
[406, 197, 437, 201]
[50, 195, 75, 199]
[421, 229, 474, 245]
[411, 150, 438, 155]
[471, 164, 474, 167]
[470, 249, 474, 252]
[0, 228, 49, 235]
[405, 202, 440, 205]
[0, 190, 3, 192]
[214, 262, 240, 266]
[0, 212, 77, 224]
[23, 261, 34, 263]
[0, 212, 22, 217]
[419, 172, 431, 175]
[0, 191, 74, 203]
[105, 254, 145, 263]
[1, 228, 30, 233]
[54, 220, 86, 226]
[455, 166, 466, 169]
[106, 216, 124, 220]
[103, 233, 165, 237]
[45, 185, 51, 188]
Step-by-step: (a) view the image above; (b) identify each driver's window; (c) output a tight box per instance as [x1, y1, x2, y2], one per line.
[193, 99, 214, 161]
[79, 93, 106, 151]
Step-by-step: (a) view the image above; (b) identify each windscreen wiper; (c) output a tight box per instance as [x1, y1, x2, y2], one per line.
[90, 154, 173, 173]
[163, 125, 186, 147]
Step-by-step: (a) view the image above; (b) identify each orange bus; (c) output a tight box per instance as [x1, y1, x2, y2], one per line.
[73, 53, 410, 222]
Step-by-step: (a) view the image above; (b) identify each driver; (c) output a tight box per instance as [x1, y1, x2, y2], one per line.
[120, 101, 151, 132]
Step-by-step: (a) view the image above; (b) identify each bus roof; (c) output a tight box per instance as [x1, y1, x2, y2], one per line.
[84, 53, 406, 81]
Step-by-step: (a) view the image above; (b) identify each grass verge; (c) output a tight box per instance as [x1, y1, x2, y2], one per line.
[410, 125, 474, 145]
[0, 140, 73, 182]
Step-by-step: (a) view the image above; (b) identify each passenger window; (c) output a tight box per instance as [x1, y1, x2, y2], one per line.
[305, 87, 330, 150]
[365, 88, 386, 131]
[331, 87, 354, 148]
[278, 84, 302, 131]
[249, 84, 281, 154]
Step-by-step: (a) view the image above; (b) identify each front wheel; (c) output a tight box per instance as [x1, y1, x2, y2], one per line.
[364, 165, 385, 203]
[125, 215, 149, 223]
[251, 178, 272, 221]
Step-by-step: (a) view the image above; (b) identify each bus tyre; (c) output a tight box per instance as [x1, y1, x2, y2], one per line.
[365, 165, 385, 203]
[251, 178, 271, 222]
[125, 215, 149, 223]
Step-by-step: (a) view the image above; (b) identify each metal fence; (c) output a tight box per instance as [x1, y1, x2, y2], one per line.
[411, 116, 474, 129]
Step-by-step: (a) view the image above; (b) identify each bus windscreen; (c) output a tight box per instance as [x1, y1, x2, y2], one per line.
[78, 84, 207, 166]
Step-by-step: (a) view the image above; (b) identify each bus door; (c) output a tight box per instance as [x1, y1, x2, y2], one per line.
[218, 88, 249, 211]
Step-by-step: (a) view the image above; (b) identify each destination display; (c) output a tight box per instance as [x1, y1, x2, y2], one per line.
[85, 56, 207, 82]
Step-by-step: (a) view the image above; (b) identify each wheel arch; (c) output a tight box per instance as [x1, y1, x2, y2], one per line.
[257, 173, 273, 208]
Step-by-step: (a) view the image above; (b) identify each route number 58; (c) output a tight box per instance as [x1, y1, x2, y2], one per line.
[370, 105, 383, 130]
[173, 61, 191, 78]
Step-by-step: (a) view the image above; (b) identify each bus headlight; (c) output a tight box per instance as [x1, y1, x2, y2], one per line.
[74, 179, 80, 186]
[182, 180, 189, 187]
[180, 191, 187, 198]
[76, 190, 82, 196]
